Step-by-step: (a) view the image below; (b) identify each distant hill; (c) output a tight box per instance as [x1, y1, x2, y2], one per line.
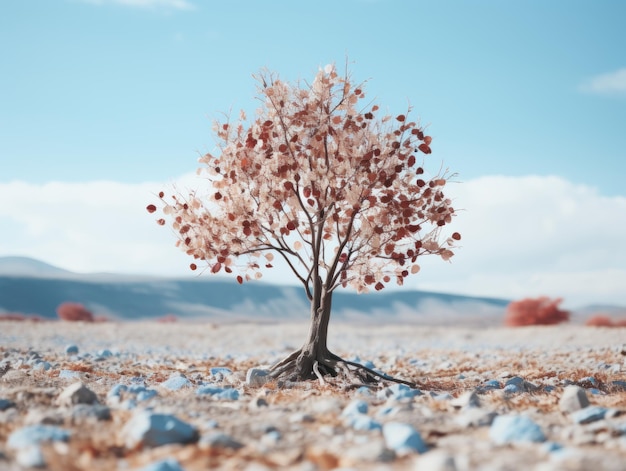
[0, 256, 505, 325]
[0, 256, 74, 277]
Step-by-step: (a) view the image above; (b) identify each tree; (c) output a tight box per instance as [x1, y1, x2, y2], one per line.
[503, 296, 569, 327]
[148, 63, 460, 384]
[56, 302, 94, 322]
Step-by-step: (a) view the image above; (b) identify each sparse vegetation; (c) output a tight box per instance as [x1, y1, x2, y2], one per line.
[504, 296, 570, 327]
[585, 314, 626, 327]
[56, 302, 94, 322]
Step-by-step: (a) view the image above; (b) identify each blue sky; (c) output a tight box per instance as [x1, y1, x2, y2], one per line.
[1, 0, 625, 308]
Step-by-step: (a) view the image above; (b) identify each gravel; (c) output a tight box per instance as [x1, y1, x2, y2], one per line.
[0, 321, 625, 470]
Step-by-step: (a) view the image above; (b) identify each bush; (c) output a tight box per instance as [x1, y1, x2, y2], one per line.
[157, 314, 178, 323]
[0, 312, 44, 322]
[504, 296, 570, 327]
[56, 302, 94, 322]
[586, 314, 626, 327]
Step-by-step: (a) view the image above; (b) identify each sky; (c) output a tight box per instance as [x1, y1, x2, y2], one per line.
[1, 0, 625, 309]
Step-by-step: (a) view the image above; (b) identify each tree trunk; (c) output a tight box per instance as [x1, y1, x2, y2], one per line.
[292, 278, 334, 379]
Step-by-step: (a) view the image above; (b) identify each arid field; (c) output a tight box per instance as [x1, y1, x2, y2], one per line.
[1, 321, 625, 470]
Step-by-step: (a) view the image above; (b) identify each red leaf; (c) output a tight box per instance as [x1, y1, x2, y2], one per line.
[408, 155, 416, 167]
[146, 204, 157, 213]
[190, 263, 197, 271]
[287, 221, 296, 231]
[157, 219, 165, 226]
[396, 114, 406, 122]
[423, 136, 432, 145]
[158, 191, 164, 198]
[236, 276, 243, 284]
[452, 232, 461, 241]
[211, 263, 221, 273]
[279, 144, 288, 152]
[375, 282, 384, 291]
[418, 144, 431, 154]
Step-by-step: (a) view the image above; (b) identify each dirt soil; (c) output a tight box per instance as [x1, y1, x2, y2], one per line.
[1, 321, 625, 470]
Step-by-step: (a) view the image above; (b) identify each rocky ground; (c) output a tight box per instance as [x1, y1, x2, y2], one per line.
[1, 320, 626, 471]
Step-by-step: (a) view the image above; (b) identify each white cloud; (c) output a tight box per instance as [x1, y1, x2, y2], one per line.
[76, 0, 195, 10]
[0, 175, 625, 308]
[580, 68, 626, 96]
[415, 175, 626, 308]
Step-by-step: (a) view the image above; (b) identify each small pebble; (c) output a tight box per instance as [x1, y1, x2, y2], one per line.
[489, 415, 546, 444]
[7, 425, 71, 449]
[559, 385, 589, 413]
[382, 422, 428, 455]
[570, 406, 609, 424]
[160, 375, 192, 391]
[200, 432, 244, 450]
[58, 382, 99, 406]
[65, 345, 79, 355]
[137, 457, 185, 471]
[246, 368, 270, 387]
[122, 411, 199, 448]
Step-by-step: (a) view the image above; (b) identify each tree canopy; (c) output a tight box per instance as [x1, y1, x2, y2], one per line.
[149, 64, 459, 300]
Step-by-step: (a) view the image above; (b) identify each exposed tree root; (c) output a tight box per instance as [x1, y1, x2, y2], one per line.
[269, 349, 416, 388]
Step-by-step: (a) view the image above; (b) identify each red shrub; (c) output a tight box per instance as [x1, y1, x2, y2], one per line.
[93, 315, 111, 323]
[0, 312, 45, 322]
[157, 314, 178, 323]
[586, 314, 626, 327]
[504, 296, 570, 327]
[0, 312, 28, 321]
[56, 302, 94, 322]
[585, 314, 615, 327]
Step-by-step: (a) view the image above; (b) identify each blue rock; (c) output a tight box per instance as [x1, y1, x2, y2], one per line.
[570, 406, 608, 424]
[196, 386, 239, 400]
[482, 380, 502, 391]
[489, 415, 546, 444]
[136, 389, 158, 402]
[345, 414, 382, 431]
[65, 345, 79, 355]
[138, 458, 185, 471]
[382, 422, 428, 455]
[378, 383, 422, 401]
[246, 368, 269, 387]
[33, 361, 52, 371]
[210, 367, 233, 377]
[7, 425, 71, 449]
[97, 349, 113, 358]
[341, 400, 368, 417]
[72, 404, 112, 421]
[200, 432, 243, 449]
[0, 398, 16, 411]
[59, 370, 81, 380]
[354, 386, 374, 397]
[161, 376, 192, 391]
[108, 384, 128, 398]
[123, 412, 199, 448]
[588, 388, 604, 395]
[503, 384, 522, 394]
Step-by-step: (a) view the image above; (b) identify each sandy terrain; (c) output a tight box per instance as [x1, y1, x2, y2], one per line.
[1, 321, 625, 470]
